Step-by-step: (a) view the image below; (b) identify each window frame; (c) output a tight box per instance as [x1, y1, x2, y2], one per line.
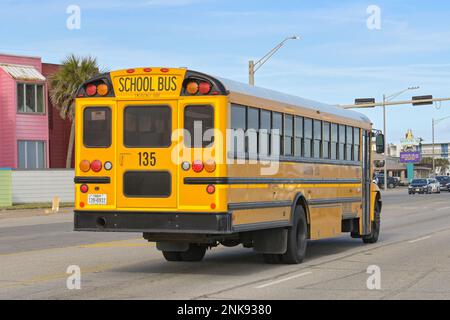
[17, 82, 46, 115]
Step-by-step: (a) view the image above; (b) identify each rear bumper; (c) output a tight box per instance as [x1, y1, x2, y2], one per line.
[74, 210, 233, 234]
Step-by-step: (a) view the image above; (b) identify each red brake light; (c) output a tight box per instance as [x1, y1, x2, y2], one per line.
[80, 184, 89, 193]
[192, 160, 204, 173]
[206, 185, 215, 194]
[199, 82, 211, 95]
[90, 160, 102, 172]
[126, 69, 135, 73]
[143, 68, 152, 72]
[160, 68, 169, 73]
[86, 84, 97, 96]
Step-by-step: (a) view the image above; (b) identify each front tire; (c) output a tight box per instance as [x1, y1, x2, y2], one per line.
[281, 206, 308, 264]
[363, 203, 381, 244]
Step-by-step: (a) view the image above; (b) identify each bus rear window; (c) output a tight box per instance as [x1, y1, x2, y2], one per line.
[124, 106, 172, 148]
[83, 107, 111, 148]
[184, 105, 214, 148]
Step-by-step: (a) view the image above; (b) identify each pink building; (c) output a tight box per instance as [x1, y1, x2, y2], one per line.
[0, 53, 50, 169]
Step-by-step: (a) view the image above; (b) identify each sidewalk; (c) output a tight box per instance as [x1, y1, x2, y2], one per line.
[0, 206, 74, 220]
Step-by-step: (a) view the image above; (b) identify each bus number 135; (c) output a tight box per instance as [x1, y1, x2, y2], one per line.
[138, 152, 156, 167]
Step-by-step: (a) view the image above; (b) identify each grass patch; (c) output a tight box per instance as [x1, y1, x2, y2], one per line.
[0, 202, 74, 211]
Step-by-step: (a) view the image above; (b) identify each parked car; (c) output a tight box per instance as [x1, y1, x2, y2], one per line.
[408, 178, 441, 194]
[435, 176, 450, 191]
[377, 175, 399, 189]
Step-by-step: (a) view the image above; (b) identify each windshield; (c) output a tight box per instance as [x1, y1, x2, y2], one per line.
[436, 176, 449, 183]
[411, 179, 427, 185]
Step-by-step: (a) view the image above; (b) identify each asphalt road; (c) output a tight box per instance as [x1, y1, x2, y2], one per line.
[1, 188, 450, 300]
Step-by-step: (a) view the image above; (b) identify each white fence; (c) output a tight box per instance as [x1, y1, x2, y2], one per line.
[12, 169, 74, 203]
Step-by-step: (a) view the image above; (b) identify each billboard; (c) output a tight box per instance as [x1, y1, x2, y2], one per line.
[400, 152, 421, 163]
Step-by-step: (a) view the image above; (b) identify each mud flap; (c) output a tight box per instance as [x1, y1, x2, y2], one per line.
[157, 241, 189, 252]
[253, 228, 288, 254]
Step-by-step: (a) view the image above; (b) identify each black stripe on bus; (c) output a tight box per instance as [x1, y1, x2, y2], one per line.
[308, 197, 362, 206]
[228, 200, 292, 211]
[74, 177, 111, 184]
[184, 177, 361, 185]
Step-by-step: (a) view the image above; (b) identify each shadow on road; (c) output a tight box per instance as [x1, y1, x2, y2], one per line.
[110, 235, 368, 276]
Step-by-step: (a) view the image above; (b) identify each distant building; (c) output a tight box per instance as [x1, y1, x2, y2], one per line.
[0, 53, 71, 169]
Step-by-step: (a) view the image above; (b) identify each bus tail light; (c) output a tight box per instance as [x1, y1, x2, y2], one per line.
[86, 84, 97, 96]
[199, 82, 211, 95]
[186, 81, 199, 95]
[204, 160, 216, 173]
[206, 185, 215, 194]
[79, 160, 91, 172]
[192, 160, 204, 173]
[90, 160, 102, 172]
[97, 83, 109, 96]
[80, 184, 89, 193]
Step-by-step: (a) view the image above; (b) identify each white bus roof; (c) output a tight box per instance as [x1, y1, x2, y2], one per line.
[217, 77, 371, 124]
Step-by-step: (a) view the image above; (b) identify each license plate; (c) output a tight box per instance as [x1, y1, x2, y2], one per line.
[88, 194, 107, 205]
[416, 188, 420, 192]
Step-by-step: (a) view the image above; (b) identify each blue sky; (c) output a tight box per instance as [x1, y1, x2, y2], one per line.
[1, 0, 450, 144]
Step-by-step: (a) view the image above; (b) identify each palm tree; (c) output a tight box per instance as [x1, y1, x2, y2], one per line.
[49, 55, 102, 168]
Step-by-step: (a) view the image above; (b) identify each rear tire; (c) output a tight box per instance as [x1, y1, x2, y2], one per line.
[179, 244, 207, 262]
[162, 251, 182, 262]
[362, 203, 381, 244]
[281, 206, 308, 264]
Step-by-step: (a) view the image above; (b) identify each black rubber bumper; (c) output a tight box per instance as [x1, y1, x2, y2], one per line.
[74, 211, 233, 234]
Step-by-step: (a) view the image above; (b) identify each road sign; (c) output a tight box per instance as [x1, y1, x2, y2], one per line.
[400, 152, 421, 163]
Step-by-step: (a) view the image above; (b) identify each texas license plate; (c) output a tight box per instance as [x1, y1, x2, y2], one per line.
[88, 194, 107, 205]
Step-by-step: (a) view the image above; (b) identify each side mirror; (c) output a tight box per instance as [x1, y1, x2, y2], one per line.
[375, 134, 385, 154]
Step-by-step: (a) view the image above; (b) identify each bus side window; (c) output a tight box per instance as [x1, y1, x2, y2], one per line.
[338, 124, 346, 161]
[284, 114, 293, 156]
[303, 118, 313, 158]
[260, 109, 271, 157]
[231, 104, 246, 156]
[271, 112, 282, 157]
[354, 127, 361, 161]
[323, 122, 330, 159]
[346, 126, 354, 161]
[331, 123, 338, 160]
[313, 120, 322, 159]
[294, 116, 303, 158]
[247, 107, 259, 156]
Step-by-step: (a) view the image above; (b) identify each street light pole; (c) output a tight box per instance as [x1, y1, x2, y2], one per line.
[380, 87, 420, 191]
[383, 94, 387, 191]
[248, 35, 300, 86]
[432, 118, 435, 174]
[431, 115, 450, 174]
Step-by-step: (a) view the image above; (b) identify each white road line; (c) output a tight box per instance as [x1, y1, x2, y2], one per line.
[255, 271, 312, 289]
[437, 206, 450, 211]
[408, 236, 431, 244]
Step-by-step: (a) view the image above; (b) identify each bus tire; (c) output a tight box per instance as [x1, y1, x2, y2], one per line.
[162, 251, 182, 262]
[362, 203, 381, 244]
[179, 244, 207, 262]
[281, 206, 308, 264]
[262, 254, 282, 264]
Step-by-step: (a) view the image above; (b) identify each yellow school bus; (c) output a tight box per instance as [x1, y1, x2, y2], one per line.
[74, 67, 384, 264]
